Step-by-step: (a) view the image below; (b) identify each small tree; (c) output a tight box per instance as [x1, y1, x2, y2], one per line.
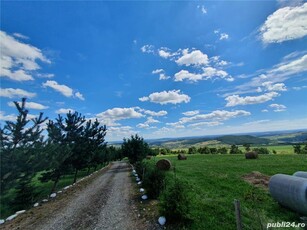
[293, 144, 301, 154]
[0, 98, 47, 209]
[243, 143, 251, 152]
[218, 147, 228, 154]
[230, 144, 242, 154]
[122, 134, 151, 164]
[188, 146, 197, 154]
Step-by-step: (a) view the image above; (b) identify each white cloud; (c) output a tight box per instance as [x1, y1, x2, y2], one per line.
[179, 110, 251, 124]
[8, 101, 49, 110]
[0, 88, 36, 98]
[188, 121, 222, 128]
[243, 119, 270, 126]
[174, 67, 233, 82]
[260, 3, 307, 43]
[75, 92, 85, 101]
[225, 92, 279, 107]
[37, 73, 55, 78]
[197, 5, 207, 14]
[139, 90, 191, 105]
[13, 33, 29, 40]
[152, 69, 164, 74]
[261, 109, 269, 112]
[151, 69, 170, 80]
[277, 0, 304, 7]
[138, 109, 167, 117]
[97, 107, 144, 121]
[262, 81, 287, 91]
[137, 116, 159, 129]
[219, 33, 229, 40]
[293, 85, 307, 90]
[0, 31, 50, 81]
[269, 103, 287, 112]
[158, 49, 172, 59]
[42, 80, 73, 97]
[182, 110, 200, 116]
[0, 111, 16, 121]
[141, 44, 154, 53]
[176, 49, 209, 66]
[56, 108, 75, 114]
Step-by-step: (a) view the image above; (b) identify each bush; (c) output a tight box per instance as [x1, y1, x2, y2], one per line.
[159, 178, 192, 225]
[142, 164, 166, 199]
[253, 147, 270, 154]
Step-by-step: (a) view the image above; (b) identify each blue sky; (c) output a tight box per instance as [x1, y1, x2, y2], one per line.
[1, 1, 307, 141]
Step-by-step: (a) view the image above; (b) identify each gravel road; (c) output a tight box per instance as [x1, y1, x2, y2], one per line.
[2, 161, 151, 230]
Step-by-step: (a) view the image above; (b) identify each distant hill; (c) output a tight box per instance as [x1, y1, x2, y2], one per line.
[216, 135, 269, 145]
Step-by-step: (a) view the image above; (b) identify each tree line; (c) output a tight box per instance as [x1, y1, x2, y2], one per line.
[0, 98, 122, 212]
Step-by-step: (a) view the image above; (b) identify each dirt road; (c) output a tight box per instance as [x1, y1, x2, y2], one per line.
[1, 161, 153, 230]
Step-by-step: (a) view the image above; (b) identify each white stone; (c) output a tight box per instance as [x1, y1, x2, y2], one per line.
[141, 195, 148, 200]
[132, 170, 136, 173]
[33, 203, 39, 207]
[50, 193, 57, 198]
[158, 216, 166, 226]
[57, 191, 62, 194]
[137, 181, 142, 185]
[6, 214, 17, 221]
[136, 178, 140, 182]
[42, 199, 48, 202]
[15, 210, 26, 215]
[140, 188, 145, 193]
[0, 219, 5, 224]
[64, 186, 70, 190]
[134, 174, 138, 177]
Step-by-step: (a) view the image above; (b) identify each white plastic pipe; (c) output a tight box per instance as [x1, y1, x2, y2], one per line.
[269, 174, 307, 215]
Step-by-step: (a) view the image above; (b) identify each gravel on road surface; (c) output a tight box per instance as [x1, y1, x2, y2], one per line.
[1, 161, 152, 230]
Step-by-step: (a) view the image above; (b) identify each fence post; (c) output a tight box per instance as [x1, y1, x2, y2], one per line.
[234, 199, 243, 230]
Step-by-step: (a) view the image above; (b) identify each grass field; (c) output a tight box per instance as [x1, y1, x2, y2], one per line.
[150, 154, 306, 230]
[0, 164, 108, 219]
[238, 145, 294, 154]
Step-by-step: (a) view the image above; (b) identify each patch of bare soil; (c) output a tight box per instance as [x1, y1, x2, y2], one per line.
[242, 171, 270, 190]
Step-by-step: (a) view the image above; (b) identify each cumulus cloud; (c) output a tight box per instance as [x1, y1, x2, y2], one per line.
[219, 33, 229, 40]
[225, 92, 279, 107]
[75, 92, 85, 101]
[179, 110, 251, 124]
[0, 30, 50, 81]
[141, 44, 154, 53]
[137, 116, 159, 129]
[0, 111, 16, 121]
[176, 49, 209, 66]
[152, 69, 170, 80]
[182, 110, 200, 116]
[0, 88, 36, 98]
[262, 82, 287, 91]
[13, 33, 29, 40]
[43, 80, 73, 97]
[243, 119, 270, 126]
[138, 109, 167, 117]
[269, 103, 287, 112]
[8, 101, 49, 110]
[260, 3, 307, 43]
[174, 67, 233, 82]
[197, 5, 207, 14]
[37, 73, 55, 78]
[56, 108, 75, 114]
[96, 108, 144, 126]
[139, 90, 191, 105]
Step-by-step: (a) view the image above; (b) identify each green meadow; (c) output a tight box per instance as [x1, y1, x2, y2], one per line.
[151, 154, 307, 230]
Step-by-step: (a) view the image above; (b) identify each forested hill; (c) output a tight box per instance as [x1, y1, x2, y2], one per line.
[216, 135, 269, 145]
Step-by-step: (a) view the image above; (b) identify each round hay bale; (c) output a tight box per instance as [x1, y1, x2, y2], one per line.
[177, 153, 187, 160]
[245, 151, 258, 159]
[156, 159, 172, 171]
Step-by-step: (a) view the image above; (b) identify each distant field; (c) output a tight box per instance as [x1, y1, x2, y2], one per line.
[238, 145, 294, 154]
[150, 154, 306, 230]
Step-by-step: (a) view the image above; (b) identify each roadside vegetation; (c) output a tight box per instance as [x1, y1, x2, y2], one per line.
[0, 98, 122, 218]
